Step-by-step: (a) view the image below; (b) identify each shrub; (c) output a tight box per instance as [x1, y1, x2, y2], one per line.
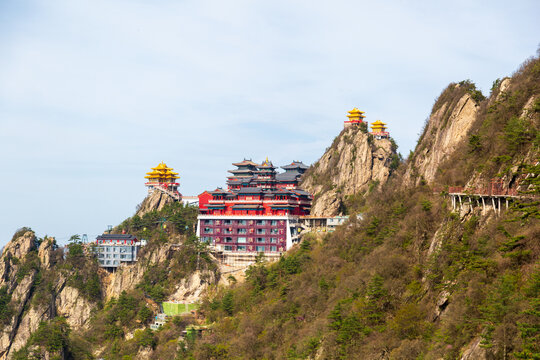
[0, 286, 12, 324]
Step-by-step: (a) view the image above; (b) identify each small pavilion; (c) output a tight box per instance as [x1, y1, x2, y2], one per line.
[344, 108, 366, 128]
[370, 120, 389, 139]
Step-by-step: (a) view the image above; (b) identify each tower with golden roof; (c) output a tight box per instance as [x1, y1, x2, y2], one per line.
[344, 108, 366, 128]
[144, 162, 182, 200]
[370, 120, 389, 139]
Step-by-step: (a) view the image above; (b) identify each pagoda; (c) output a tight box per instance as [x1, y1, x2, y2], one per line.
[144, 162, 182, 200]
[370, 120, 389, 139]
[344, 108, 366, 128]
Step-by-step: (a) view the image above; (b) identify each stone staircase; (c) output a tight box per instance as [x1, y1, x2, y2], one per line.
[150, 185, 181, 201]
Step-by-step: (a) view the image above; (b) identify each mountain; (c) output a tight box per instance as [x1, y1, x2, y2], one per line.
[189, 54, 539, 359]
[0, 53, 538, 359]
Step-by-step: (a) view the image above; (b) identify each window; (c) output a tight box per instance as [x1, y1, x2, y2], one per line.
[237, 228, 247, 234]
[257, 229, 266, 235]
[256, 237, 265, 243]
[237, 245, 247, 251]
[237, 220, 247, 225]
[270, 228, 279, 234]
[271, 220, 278, 226]
[204, 228, 213, 234]
[270, 238, 277, 243]
[256, 220, 266, 225]
[224, 245, 233, 251]
[225, 237, 233, 243]
[256, 246, 265, 252]
[224, 220, 232, 225]
[270, 246, 277, 252]
[202, 236, 212, 243]
[204, 219, 213, 225]
[237, 237, 247, 243]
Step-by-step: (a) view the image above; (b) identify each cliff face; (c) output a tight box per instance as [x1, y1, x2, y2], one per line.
[0, 232, 98, 359]
[136, 190, 176, 217]
[403, 88, 479, 186]
[301, 127, 396, 216]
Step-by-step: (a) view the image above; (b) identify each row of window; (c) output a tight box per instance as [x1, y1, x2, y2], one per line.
[223, 245, 279, 252]
[203, 219, 283, 226]
[99, 260, 120, 265]
[98, 253, 134, 259]
[203, 228, 283, 235]
[201, 236, 284, 244]
[97, 246, 134, 253]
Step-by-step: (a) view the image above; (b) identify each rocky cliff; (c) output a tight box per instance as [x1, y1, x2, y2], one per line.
[0, 231, 98, 359]
[136, 190, 177, 217]
[403, 85, 479, 186]
[301, 126, 397, 216]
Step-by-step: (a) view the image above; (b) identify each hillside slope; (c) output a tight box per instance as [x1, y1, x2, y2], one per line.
[191, 55, 539, 360]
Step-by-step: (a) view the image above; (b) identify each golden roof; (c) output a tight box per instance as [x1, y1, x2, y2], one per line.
[370, 120, 388, 132]
[144, 162, 179, 180]
[347, 108, 366, 119]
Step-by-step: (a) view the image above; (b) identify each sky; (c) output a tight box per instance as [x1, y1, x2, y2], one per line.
[0, 0, 539, 248]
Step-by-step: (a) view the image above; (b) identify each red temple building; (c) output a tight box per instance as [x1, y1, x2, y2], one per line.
[197, 159, 312, 256]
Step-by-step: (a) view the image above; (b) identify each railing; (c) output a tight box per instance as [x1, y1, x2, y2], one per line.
[440, 182, 519, 197]
[149, 185, 181, 201]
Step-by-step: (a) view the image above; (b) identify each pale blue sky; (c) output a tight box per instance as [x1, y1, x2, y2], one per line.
[1, 0, 539, 247]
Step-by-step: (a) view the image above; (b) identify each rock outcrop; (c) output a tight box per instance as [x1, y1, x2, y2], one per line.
[404, 89, 479, 186]
[301, 127, 396, 216]
[102, 243, 173, 299]
[0, 231, 97, 359]
[136, 190, 176, 217]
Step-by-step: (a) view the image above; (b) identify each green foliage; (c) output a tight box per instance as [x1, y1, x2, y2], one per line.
[458, 79, 486, 103]
[0, 286, 13, 324]
[68, 234, 81, 244]
[121, 202, 198, 242]
[134, 328, 156, 349]
[514, 269, 540, 359]
[30, 317, 71, 353]
[511, 163, 540, 221]
[421, 199, 432, 212]
[480, 272, 519, 348]
[389, 153, 403, 172]
[11, 227, 33, 242]
[391, 303, 430, 340]
[221, 291, 234, 316]
[468, 134, 482, 152]
[137, 306, 153, 323]
[503, 116, 535, 152]
[359, 122, 368, 133]
[15, 252, 40, 282]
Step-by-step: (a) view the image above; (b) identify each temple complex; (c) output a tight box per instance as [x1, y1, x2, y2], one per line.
[344, 108, 366, 128]
[144, 161, 182, 201]
[370, 120, 390, 139]
[276, 161, 309, 189]
[197, 159, 312, 261]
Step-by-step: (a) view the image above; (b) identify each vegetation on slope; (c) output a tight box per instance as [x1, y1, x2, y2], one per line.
[186, 55, 540, 359]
